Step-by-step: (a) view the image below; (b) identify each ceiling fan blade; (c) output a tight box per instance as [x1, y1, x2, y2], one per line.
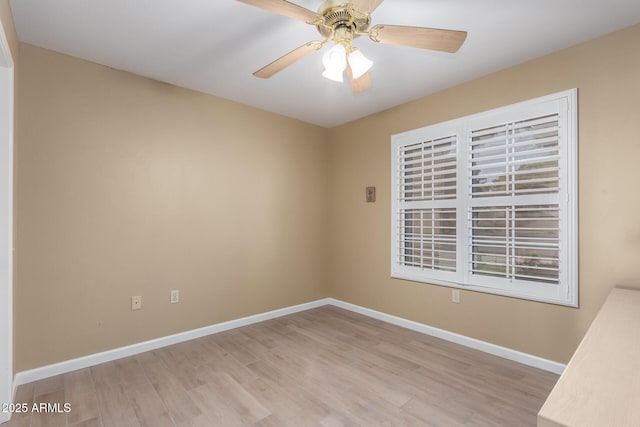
[254, 41, 322, 78]
[349, 0, 385, 14]
[236, 0, 321, 24]
[346, 64, 373, 94]
[369, 24, 467, 53]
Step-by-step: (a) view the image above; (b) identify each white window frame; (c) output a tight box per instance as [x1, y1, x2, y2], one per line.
[391, 89, 578, 307]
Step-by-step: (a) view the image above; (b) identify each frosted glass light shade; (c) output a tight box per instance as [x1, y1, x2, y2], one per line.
[348, 49, 373, 79]
[322, 44, 347, 82]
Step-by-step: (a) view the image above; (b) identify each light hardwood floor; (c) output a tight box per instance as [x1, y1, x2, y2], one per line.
[5, 306, 558, 426]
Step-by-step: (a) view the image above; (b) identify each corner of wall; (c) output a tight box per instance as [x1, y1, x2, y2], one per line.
[0, 0, 18, 62]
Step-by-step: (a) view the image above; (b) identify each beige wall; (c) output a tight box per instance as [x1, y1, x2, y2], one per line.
[16, 44, 328, 371]
[327, 24, 640, 363]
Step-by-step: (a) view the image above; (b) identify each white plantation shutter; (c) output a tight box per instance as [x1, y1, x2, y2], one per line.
[468, 112, 562, 287]
[393, 126, 460, 282]
[391, 89, 578, 306]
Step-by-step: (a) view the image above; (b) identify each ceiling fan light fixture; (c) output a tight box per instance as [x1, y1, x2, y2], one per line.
[348, 49, 373, 79]
[322, 43, 347, 82]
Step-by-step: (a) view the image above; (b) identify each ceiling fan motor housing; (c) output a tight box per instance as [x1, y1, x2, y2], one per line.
[316, 0, 371, 39]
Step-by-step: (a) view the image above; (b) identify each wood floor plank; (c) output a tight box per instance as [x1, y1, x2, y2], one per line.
[244, 365, 329, 423]
[172, 413, 213, 427]
[125, 382, 174, 427]
[93, 382, 140, 427]
[402, 395, 471, 426]
[33, 374, 64, 398]
[9, 306, 558, 426]
[213, 331, 262, 365]
[200, 339, 258, 385]
[90, 362, 121, 389]
[139, 352, 207, 426]
[64, 368, 100, 426]
[244, 383, 313, 426]
[151, 346, 213, 391]
[188, 381, 269, 426]
[30, 390, 67, 427]
[252, 413, 297, 427]
[175, 338, 217, 367]
[113, 357, 149, 389]
[69, 417, 103, 427]
[191, 371, 270, 425]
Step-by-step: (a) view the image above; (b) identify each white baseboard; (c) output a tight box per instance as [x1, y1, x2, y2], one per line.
[14, 298, 331, 386]
[13, 296, 564, 386]
[328, 298, 566, 375]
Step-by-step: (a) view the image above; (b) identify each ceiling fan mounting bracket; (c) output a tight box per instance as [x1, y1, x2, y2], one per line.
[368, 25, 382, 43]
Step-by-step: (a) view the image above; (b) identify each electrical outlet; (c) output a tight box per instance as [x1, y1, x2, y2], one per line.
[131, 295, 142, 311]
[170, 290, 179, 304]
[451, 290, 460, 304]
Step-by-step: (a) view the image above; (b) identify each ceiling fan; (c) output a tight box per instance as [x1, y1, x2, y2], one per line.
[236, 0, 468, 93]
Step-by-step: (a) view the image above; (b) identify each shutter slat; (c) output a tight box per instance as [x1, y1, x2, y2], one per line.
[471, 165, 559, 181]
[471, 146, 559, 164]
[469, 154, 560, 172]
[470, 114, 559, 141]
[470, 133, 559, 153]
[472, 177, 558, 188]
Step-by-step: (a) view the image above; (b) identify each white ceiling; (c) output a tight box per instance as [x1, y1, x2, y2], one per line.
[9, 0, 640, 127]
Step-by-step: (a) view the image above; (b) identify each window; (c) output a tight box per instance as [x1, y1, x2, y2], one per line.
[391, 89, 578, 306]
